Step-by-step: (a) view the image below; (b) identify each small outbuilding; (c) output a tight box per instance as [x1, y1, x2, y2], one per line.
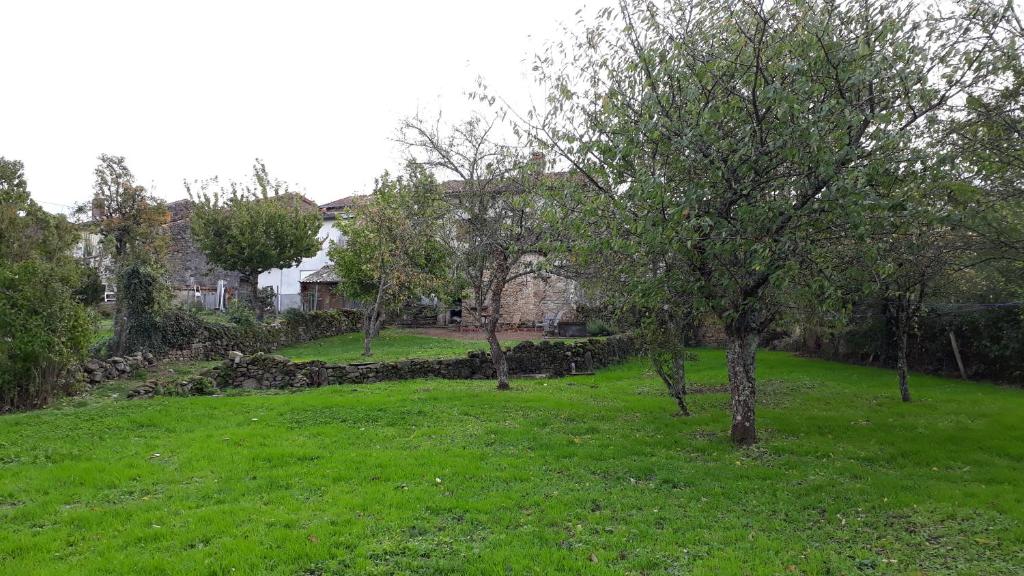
[299, 266, 351, 311]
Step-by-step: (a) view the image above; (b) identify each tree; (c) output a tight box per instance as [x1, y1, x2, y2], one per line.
[188, 160, 322, 320]
[1, 157, 92, 410]
[87, 154, 168, 355]
[860, 175, 977, 402]
[538, 0, 1000, 444]
[400, 115, 554, 390]
[951, 2, 1024, 265]
[329, 163, 449, 357]
[551, 187, 701, 415]
[73, 265, 106, 306]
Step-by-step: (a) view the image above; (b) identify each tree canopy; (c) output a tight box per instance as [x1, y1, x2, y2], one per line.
[330, 162, 450, 356]
[188, 159, 322, 317]
[538, 0, 1004, 444]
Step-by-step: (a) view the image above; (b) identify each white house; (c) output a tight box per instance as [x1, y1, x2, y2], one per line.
[258, 195, 364, 311]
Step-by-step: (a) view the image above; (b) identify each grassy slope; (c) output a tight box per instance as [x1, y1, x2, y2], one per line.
[1, 350, 1022, 575]
[276, 329, 520, 364]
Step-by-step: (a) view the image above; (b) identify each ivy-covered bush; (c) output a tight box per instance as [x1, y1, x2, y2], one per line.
[140, 307, 361, 361]
[113, 263, 166, 354]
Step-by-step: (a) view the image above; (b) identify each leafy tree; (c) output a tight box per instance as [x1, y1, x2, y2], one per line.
[90, 154, 166, 262]
[73, 265, 106, 306]
[87, 154, 168, 355]
[538, 0, 1001, 444]
[399, 115, 554, 390]
[857, 174, 978, 402]
[951, 2, 1024, 266]
[188, 160, 322, 320]
[329, 163, 449, 357]
[0, 157, 92, 410]
[550, 189, 700, 415]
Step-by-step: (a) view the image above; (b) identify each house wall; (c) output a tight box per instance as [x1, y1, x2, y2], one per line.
[259, 219, 344, 310]
[166, 207, 242, 291]
[299, 282, 352, 312]
[162, 200, 241, 309]
[461, 255, 580, 328]
[500, 271, 579, 327]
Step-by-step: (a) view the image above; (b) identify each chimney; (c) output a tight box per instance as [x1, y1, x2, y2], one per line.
[91, 196, 105, 221]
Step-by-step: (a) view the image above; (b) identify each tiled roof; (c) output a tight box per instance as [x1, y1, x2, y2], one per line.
[320, 195, 368, 211]
[300, 265, 340, 284]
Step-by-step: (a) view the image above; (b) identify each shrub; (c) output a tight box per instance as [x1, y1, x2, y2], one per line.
[0, 261, 92, 411]
[226, 300, 258, 328]
[282, 307, 308, 325]
[1, 157, 93, 411]
[183, 375, 217, 395]
[74, 265, 106, 306]
[156, 308, 208, 350]
[586, 318, 614, 337]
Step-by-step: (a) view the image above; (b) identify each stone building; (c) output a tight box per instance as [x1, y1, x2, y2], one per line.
[297, 265, 365, 311]
[164, 199, 242, 308]
[457, 253, 580, 329]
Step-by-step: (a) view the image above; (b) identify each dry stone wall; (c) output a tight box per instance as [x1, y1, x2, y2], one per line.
[196, 334, 637, 392]
[83, 309, 361, 386]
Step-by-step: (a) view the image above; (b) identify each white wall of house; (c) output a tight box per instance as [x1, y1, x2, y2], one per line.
[258, 218, 345, 310]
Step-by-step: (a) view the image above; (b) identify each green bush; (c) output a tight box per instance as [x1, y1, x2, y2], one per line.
[586, 318, 614, 336]
[282, 307, 308, 324]
[183, 375, 217, 395]
[226, 300, 258, 328]
[1, 157, 93, 411]
[1, 261, 92, 411]
[74, 265, 106, 306]
[156, 308, 208, 350]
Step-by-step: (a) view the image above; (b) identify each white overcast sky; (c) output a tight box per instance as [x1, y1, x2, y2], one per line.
[2, 1, 606, 214]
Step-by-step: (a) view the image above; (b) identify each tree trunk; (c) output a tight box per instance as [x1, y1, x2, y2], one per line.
[482, 261, 510, 391]
[241, 273, 263, 321]
[726, 331, 759, 446]
[362, 317, 374, 357]
[671, 352, 689, 416]
[485, 280, 509, 390]
[895, 298, 912, 402]
[362, 278, 388, 357]
[652, 349, 689, 416]
[486, 320, 510, 390]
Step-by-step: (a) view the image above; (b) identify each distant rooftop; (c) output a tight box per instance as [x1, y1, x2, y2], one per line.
[320, 195, 368, 212]
[300, 265, 340, 284]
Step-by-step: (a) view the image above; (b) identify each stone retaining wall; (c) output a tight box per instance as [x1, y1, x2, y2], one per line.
[129, 335, 637, 397]
[81, 352, 159, 384]
[207, 334, 637, 391]
[83, 309, 361, 386]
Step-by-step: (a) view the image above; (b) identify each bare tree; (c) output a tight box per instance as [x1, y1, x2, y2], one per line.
[399, 114, 552, 390]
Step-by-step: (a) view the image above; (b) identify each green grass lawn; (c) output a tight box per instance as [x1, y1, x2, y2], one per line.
[91, 317, 114, 345]
[1, 349, 1022, 575]
[276, 329, 519, 364]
